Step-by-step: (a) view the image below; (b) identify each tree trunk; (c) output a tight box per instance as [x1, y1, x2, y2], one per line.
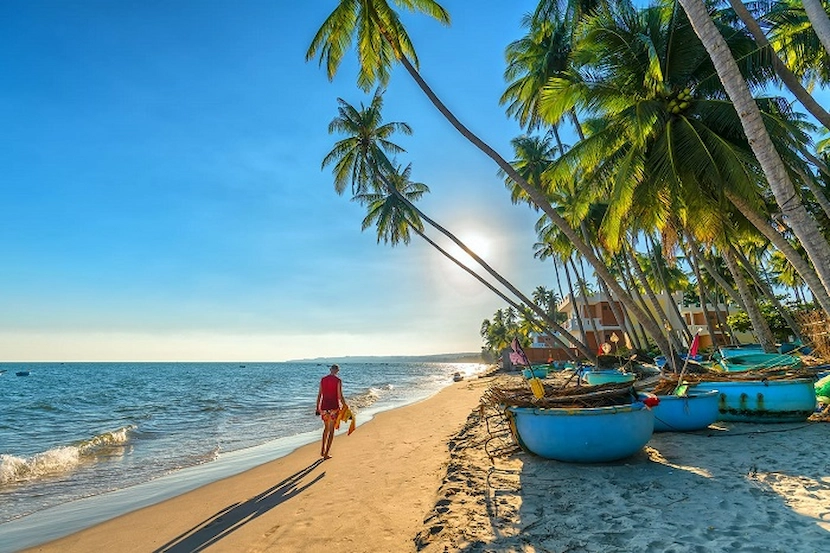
[678, 0, 830, 306]
[593, 253, 634, 345]
[626, 246, 686, 354]
[685, 232, 746, 310]
[685, 240, 722, 348]
[796, 167, 830, 222]
[563, 257, 588, 351]
[723, 245, 777, 351]
[618, 250, 663, 346]
[728, 0, 830, 129]
[725, 190, 830, 316]
[613, 254, 647, 350]
[802, 0, 830, 57]
[571, 256, 602, 346]
[647, 234, 694, 343]
[733, 248, 804, 342]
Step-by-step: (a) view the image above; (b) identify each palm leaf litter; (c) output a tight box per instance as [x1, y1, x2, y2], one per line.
[482, 379, 638, 409]
[652, 366, 824, 396]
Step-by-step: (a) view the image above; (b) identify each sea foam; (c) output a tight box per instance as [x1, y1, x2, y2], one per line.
[0, 426, 134, 486]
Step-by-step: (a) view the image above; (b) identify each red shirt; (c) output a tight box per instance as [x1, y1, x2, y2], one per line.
[319, 374, 341, 410]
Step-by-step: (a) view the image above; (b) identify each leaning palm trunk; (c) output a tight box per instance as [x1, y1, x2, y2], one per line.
[626, 245, 684, 353]
[728, 0, 830, 129]
[380, 174, 595, 359]
[725, 190, 830, 316]
[390, 52, 673, 359]
[734, 248, 804, 342]
[617, 250, 662, 347]
[562, 257, 588, 350]
[593, 254, 635, 346]
[802, 0, 830, 57]
[580, 226, 635, 343]
[571, 256, 602, 347]
[723, 245, 777, 352]
[647, 234, 694, 344]
[683, 236, 728, 345]
[796, 167, 830, 222]
[688, 245, 722, 348]
[804, 151, 830, 181]
[685, 231, 746, 311]
[411, 224, 577, 360]
[679, 0, 830, 307]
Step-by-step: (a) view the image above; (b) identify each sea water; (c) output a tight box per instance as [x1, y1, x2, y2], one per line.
[0, 361, 485, 550]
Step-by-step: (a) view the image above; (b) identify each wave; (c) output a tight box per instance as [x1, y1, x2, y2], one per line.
[347, 384, 393, 410]
[0, 425, 135, 486]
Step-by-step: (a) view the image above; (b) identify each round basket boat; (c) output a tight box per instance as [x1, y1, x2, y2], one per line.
[648, 390, 720, 432]
[505, 402, 654, 463]
[693, 378, 816, 422]
[584, 370, 636, 386]
[522, 366, 549, 379]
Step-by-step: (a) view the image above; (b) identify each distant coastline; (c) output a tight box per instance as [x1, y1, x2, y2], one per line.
[288, 352, 486, 364]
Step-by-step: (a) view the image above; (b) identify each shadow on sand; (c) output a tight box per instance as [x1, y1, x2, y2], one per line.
[154, 459, 325, 552]
[416, 408, 830, 552]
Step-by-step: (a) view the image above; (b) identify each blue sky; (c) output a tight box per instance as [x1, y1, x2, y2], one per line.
[1, 0, 550, 361]
[2, 2, 827, 362]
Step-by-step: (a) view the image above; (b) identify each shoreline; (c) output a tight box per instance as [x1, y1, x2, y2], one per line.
[13, 375, 493, 552]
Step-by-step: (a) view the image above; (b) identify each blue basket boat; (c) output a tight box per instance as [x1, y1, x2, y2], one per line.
[648, 390, 720, 432]
[522, 366, 549, 379]
[584, 369, 636, 386]
[505, 401, 654, 463]
[693, 378, 816, 422]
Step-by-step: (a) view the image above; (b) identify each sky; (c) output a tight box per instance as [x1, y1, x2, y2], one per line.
[0, 0, 550, 361]
[2, 2, 827, 362]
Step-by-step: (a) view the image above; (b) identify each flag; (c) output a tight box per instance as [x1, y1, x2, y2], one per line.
[509, 337, 530, 367]
[688, 332, 701, 358]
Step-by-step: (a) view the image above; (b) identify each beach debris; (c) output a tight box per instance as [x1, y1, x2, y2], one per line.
[482, 378, 637, 410]
[652, 366, 824, 396]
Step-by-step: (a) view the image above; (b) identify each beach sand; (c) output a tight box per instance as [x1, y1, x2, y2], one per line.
[19, 373, 830, 553]
[416, 375, 830, 553]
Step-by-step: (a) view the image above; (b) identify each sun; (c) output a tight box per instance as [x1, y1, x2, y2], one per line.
[444, 230, 494, 269]
[458, 232, 491, 260]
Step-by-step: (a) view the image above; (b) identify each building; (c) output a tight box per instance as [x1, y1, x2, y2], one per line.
[527, 291, 745, 361]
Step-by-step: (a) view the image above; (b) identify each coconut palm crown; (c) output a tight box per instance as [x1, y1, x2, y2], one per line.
[306, 0, 450, 91]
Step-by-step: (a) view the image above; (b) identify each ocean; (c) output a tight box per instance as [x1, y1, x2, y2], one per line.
[0, 361, 486, 550]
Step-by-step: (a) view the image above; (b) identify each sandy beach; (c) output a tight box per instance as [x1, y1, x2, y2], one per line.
[18, 375, 492, 553]
[18, 372, 830, 553]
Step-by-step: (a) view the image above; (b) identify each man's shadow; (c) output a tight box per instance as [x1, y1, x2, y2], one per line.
[154, 459, 325, 552]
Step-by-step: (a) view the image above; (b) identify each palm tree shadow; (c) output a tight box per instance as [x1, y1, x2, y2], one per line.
[154, 459, 325, 553]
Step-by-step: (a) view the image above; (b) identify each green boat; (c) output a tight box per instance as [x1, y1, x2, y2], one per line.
[715, 345, 801, 372]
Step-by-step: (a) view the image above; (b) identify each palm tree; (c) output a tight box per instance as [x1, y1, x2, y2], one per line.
[725, 0, 830, 129]
[677, 0, 830, 305]
[307, 0, 675, 359]
[801, 0, 830, 56]
[722, 243, 777, 351]
[323, 89, 411, 196]
[764, 0, 830, 86]
[769, 249, 809, 306]
[481, 309, 517, 358]
[539, 1, 830, 329]
[501, 13, 574, 135]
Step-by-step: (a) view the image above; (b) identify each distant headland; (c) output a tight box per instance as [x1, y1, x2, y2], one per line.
[288, 352, 487, 364]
